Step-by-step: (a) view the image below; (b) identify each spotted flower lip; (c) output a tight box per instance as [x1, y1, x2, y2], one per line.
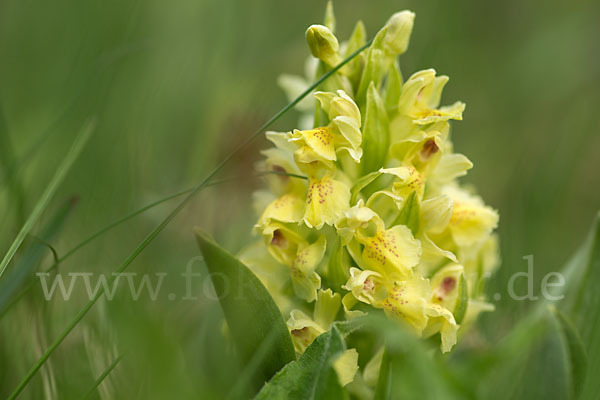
[242, 5, 500, 358]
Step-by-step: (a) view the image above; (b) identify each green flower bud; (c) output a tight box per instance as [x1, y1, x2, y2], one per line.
[384, 10, 415, 56]
[306, 24, 342, 67]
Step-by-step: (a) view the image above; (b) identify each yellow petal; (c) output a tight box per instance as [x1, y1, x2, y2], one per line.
[258, 194, 305, 226]
[449, 204, 498, 247]
[314, 288, 341, 328]
[424, 303, 458, 353]
[412, 101, 465, 125]
[291, 127, 337, 163]
[333, 349, 359, 387]
[342, 267, 386, 306]
[430, 153, 473, 184]
[421, 194, 453, 234]
[260, 223, 306, 266]
[287, 309, 325, 353]
[430, 263, 464, 310]
[380, 166, 424, 199]
[304, 175, 351, 228]
[382, 274, 431, 333]
[361, 225, 421, 277]
[290, 235, 326, 302]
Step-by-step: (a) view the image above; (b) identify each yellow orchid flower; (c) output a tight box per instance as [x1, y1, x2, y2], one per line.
[255, 192, 307, 265]
[261, 131, 307, 195]
[303, 172, 351, 229]
[379, 165, 425, 200]
[336, 202, 422, 278]
[396, 69, 465, 125]
[443, 185, 499, 247]
[423, 303, 459, 353]
[290, 235, 327, 302]
[290, 90, 362, 164]
[250, 6, 501, 358]
[342, 267, 388, 308]
[287, 289, 341, 352]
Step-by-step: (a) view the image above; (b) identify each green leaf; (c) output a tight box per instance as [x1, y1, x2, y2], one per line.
[374, 347, 392, 400]
[255, 326, 346, 400]
[356, 26, 388, 107]
[453, 273, 468, 324]
[323, 0, 335, 33]
[326, 236, 348, 291]
[549, 306, 588, 400]
[393, 191, 420, 235]
[195, 229, 295, 394]
[560, 211, 600, 399]
[384, 61, 403, 114]
[350, 171, 381, 204]
[367, 315, 466, 400]
[0, 120, 94, 280]
[344, 20, 367, 91]
[361, 82, 390, 174]
[0, 197, 76, 317]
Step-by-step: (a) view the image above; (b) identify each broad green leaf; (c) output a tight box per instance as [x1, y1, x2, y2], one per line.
[361, 82, 390, 174]
[350, 171, 381, 204]
[195, 230, 295, 393]
[453, 274, 468, 324]
[393, 191, 419, 234]
[255, 326, 346, 400]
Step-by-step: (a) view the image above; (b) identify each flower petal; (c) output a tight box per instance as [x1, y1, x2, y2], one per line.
[290, 235, 326, 302]
[304, 175, 351, 228]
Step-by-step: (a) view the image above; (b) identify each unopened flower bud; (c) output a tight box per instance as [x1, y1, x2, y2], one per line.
[384, 11, 415, 56]
[306, 24, 342, 66]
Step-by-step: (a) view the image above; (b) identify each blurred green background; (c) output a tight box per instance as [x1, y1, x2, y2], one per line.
[0, 0, 599, 398]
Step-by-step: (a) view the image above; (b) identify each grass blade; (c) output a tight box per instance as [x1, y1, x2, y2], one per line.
[7, 40, 372, 399]
[81, 354, 123, 400]
[0, 120, 94, 280]
[0, 197, 77, 315]
[0, 172, 303, 319]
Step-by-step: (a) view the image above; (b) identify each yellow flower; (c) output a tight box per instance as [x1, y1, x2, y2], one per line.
[444, 185, 499, 247]
[290, 235, 327, 302]
[380, 165, 425, 200]
[397, 69, 465, 125]
[303, 173, 351, 229]
[288, 289, 341, 352]
[290, 90, 362, 164]
[336, 202, 422, 278]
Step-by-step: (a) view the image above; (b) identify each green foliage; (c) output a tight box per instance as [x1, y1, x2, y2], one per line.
[195, 230, 296, 394]
[255, 326, 346, 400]
[360, 82, 390, 174]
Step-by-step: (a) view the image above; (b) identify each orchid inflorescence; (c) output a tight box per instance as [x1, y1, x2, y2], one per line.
[241, 3, 499, 382]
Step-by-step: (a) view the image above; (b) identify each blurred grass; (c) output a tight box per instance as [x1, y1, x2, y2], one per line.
[0, 0, 599, 398]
